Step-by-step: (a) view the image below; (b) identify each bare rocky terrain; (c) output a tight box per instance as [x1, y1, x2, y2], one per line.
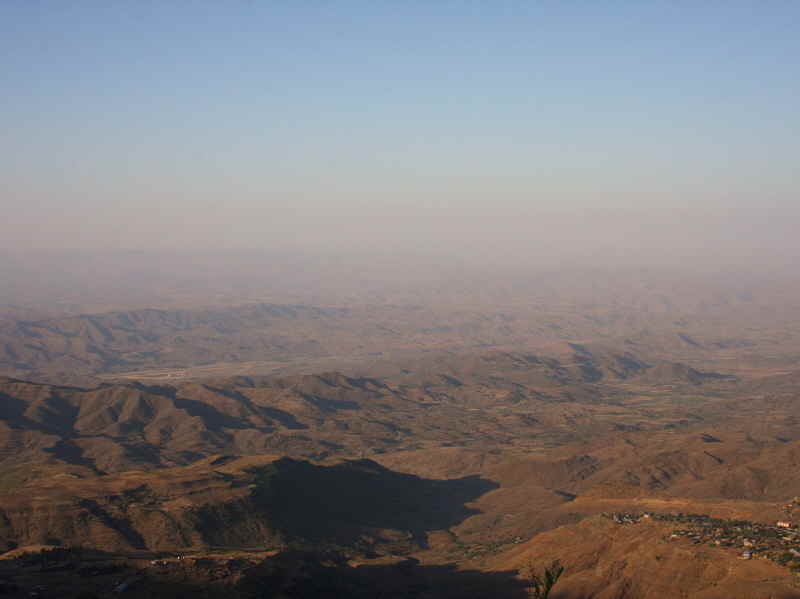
[2, 261, 800, 597]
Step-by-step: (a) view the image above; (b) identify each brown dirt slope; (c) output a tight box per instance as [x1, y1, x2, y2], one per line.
[491, 516, 800, 599]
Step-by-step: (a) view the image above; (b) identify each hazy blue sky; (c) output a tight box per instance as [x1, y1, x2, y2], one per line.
[2, 1, 798, 262]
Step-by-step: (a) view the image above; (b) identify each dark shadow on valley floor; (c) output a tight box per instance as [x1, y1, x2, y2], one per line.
[247, 457, 499, 551]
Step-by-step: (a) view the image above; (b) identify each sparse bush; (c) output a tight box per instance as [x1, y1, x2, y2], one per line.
[524, 559, 564, 599]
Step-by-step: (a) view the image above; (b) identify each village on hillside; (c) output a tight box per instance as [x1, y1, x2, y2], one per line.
[605, 508, 800, 572]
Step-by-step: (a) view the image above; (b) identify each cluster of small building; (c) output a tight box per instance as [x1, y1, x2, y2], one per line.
[143, 554, 259, 584]
[605, 511, 800, 569]
[2, 547, 262, 597]
[605, 512, 653, 525]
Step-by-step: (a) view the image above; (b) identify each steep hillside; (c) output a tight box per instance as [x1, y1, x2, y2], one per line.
[491, 516, 800, 599]
[0, 455, 496, 556]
